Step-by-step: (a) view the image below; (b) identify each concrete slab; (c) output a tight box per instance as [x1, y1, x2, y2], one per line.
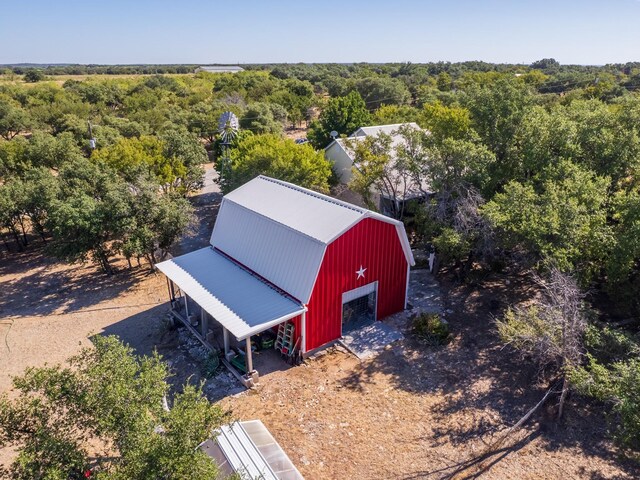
[341, 321, 404, 360]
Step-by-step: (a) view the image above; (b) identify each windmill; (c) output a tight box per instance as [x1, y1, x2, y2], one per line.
[217, 111, 239, 188]
[218, 111, 239, 146]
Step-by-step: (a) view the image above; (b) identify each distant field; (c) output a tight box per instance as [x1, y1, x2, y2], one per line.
[0, 72, 195, 86]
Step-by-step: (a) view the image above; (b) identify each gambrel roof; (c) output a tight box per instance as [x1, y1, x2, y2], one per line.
[210, 176, 415, 303]
[158, 175, 414, 341]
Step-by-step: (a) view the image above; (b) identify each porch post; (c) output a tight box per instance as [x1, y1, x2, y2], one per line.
[301, 310, 307, 354]
[184, 294, 190, 318]
[200, 307, 208, 338]
[169, 280, 176, 302]
[245, 337, 253, 373]
[223, 327, 230, 357]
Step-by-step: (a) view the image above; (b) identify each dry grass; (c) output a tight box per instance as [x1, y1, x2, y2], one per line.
[0, 244, 638, 479]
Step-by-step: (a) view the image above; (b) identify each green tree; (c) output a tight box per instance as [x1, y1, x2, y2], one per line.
[530, 58, 560, 71]
[354, 76, 411, 110]
[307, 91, 371, 149]
[565, 99, 640, 188]
[46, 159, 134, 274]
[421, 102, 474, 143]
[570, 327, 640, 451]
[436, 72, 453, 92]
[23, 69, 45, 83]
[372, 105, 420, 125]
[92, 136, 203, 195]
[0, 98, 31, 139]
[159, 129, 207, 195]
[25, 131, 85, 171]
[123, 178, 194, 268]
[483, 161, 611, 280]
[0, 179, 28, 250]
[605, 191, 640, 314]
[20, 167, 59, 242]
[0, 335, 227, 479]
[219, 133, 331, 194]
[347, 125, 431, 219]
[463, 76, 532, 189]
[513, 105, 580, 180]
[268, 79, 315, 126]
[240, 102, 287, 134]
[0, 136, 30, 180]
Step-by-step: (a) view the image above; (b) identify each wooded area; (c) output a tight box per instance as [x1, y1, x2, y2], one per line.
[1, 59, 640, 474]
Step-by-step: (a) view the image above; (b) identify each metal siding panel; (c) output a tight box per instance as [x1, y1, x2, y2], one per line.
[212, 200, 325, 303]
[342, 282, 377, 303]
[305, 218, 408, 351]
[156, 248, 305, 340]
[223, 176, 365, 243]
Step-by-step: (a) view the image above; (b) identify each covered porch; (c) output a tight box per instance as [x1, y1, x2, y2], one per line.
[156, 247, 307, 387]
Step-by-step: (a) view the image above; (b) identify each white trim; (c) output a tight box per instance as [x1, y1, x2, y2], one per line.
[245, 338, 254, 373]
[301, 310, 307, 354]
[405, 262, 411, 309]
[342, 281, 378, 304]
[234, 309, 304, 341]
[340, 281, 378, 338]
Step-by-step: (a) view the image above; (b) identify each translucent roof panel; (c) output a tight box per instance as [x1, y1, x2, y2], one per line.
[201, 420, 304, 480]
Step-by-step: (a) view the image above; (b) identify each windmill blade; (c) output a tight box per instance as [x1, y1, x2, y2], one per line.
[218, 111, 239, 133]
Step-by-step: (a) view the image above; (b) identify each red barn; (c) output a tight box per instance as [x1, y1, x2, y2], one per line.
[157, 176, 414, 384]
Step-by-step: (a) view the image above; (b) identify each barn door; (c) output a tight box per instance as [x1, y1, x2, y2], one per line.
[341, 282, 377, 333]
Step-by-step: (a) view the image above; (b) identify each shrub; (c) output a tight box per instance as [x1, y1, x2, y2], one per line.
[571, 355, 640, 452]
[23, 69, 45, 83]
[412, 312, 451, 345]
[201, 351, 221, 378]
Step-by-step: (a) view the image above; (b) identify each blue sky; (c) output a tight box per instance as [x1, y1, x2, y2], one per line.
[1, 0, 638, 65]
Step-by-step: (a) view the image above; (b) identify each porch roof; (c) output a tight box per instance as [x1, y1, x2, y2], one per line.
[156, 247, 305, 341]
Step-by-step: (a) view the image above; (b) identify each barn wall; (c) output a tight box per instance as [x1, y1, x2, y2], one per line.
[304, 217, 408, 351]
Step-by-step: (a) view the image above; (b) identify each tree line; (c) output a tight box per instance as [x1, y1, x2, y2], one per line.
[338, 72, 640, 454]
[1, 59, 640, 457]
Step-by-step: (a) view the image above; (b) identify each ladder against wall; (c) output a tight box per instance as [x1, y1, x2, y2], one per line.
[275, 322, 295, 355]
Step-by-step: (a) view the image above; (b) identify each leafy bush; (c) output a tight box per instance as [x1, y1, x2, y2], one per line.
[0, 335, 228, 479]
[412, 312, 451, 345]
[571, 355, 640, 452]
[201, 352, 221, 378]
[570, 324, 640, 452]
[23, 69, 45, 83]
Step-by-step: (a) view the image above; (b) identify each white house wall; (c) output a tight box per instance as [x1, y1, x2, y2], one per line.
[325, 141, 355, 184]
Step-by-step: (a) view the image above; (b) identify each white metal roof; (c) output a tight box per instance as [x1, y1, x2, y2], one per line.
[201, 420, 304, 480]
[211, 176, 415, 303]
[325, 123, 431, 198]
[196, 65, 244, 73]
[353, 122, 421, 137]
[156, 247, 304, 340]
[221, 176, 365, 243]
[211, 199, 326, 303]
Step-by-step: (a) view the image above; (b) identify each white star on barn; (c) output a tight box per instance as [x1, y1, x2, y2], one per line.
[356, 265, 367, 279]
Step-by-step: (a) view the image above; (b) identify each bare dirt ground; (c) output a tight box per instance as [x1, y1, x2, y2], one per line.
[1, 182, 639, 478]
[217, 271, 640, 480]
